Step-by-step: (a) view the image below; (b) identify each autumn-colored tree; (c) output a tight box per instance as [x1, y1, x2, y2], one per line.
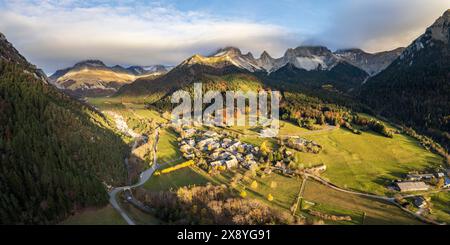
[260, 141, 271, 156]
[240, 190, 247, 198]
[436, 177, 445, 189]
[251, 180, 258, 189]
[267, 194, 274, 201]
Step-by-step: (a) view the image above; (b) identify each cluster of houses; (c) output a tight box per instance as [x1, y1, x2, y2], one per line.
[178, 127, 261, 170]
[392, 171, 450, 192]
[286, 136, 322, 154]
[390, 170, 450, 210]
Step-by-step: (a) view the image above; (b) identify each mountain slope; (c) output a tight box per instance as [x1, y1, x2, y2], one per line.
[180, 47, 263, 72]
[267, 59, 369, 92]
[49, 61, 170, 97]
[0, 33, 128, 224]
[116, 58, 262, 103]
[335, 47, 405, 75]
[360, 10, 450, 150]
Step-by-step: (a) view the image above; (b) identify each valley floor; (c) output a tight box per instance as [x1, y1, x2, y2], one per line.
[69, 97, 449, 225]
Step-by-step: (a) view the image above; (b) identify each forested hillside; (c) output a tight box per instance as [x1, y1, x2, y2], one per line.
[360, 10, 450, 151]
[0, 59, 128, 224]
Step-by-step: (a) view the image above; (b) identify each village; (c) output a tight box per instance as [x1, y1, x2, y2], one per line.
[175, 124, 325, 174]
[177, 126, 263, 171]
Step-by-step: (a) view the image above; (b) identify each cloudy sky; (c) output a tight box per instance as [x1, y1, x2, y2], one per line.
[0, 0, 447, 74]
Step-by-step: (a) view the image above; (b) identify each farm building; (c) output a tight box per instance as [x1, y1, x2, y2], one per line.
[395, 181, 429, 192]
[406, 173, 434, 181]
[413, 196, 427, 208]
[306, 164, 327, 173]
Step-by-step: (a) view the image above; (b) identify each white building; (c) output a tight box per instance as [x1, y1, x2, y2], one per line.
[204, 131, 219, 138]
[225, 158, 238, 169]
[210, 161, 223, 167]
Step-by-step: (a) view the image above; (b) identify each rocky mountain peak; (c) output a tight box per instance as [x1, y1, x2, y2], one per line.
[0, 32, 46, 81]
[74, 59, 107, 68]
[425, 9, 450, 43]
[260, 50, 272, 59]
[335, 47, 404, 75]
[335, 48, 366, 55]
[399, 10, 450, 63]
[0, 32, 6, 42]
[213, 46, 242, 57]
[287, 46, 332, 57]
[242, 52, 255, 60]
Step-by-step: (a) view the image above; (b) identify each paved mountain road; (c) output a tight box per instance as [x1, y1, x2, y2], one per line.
[106, 111, 161, 225]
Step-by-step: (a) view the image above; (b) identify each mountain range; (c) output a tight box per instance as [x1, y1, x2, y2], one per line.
[52, 42, 403, 98]
[115, 44, 403, 99]
[180, 45, 404, 75]
[49, 60, 172, 97]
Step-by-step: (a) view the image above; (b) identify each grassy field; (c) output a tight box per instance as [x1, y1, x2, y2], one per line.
[87, 97, 168, 124]
[426, 191, 450, 224]
[220, 119, 443, 196]
[191, 167, 303, 213]
[237, 171, 302, 211]
[294, 128, 443, 195]
[61, 205, 126, 225]
[143, 167, 212, 191]
[299, 199, 364, 225]
[156, 128, 183, 165]
[302, 180, 424, 225]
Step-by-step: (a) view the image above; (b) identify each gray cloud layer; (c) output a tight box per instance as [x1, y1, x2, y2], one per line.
[0, 0, 447, 74]
[314, 0, 448, 52]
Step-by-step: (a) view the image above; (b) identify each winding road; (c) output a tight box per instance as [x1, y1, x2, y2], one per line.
[106, 111, 161, 225]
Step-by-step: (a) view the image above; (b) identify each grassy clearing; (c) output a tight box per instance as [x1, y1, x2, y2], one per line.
[87, 97, 167, 123]
[299, 199, 364, 225]
[240, 172, 301, 211]
[219, 119, 442, 196]
[294, 128, 443, 195]
[87, 97, 125, 110]
[143, 167, 211, 191]
[156, 128, 182, 165]
[192, 167, 303, 213]
[302, 180, 424, 225]
[426, 191, 450, 224]
[61, 205, 126, 225]
[279, 120, 312, 135]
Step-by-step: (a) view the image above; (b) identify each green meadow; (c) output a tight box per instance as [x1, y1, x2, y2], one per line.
[293, 128, 443, 195]
[425, 191, 450, 224]
[301, 180, 424, 225]
[61, 205, 126, 225]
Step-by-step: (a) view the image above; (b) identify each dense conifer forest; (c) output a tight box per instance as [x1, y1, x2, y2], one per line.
[0, 60, 128, 224]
